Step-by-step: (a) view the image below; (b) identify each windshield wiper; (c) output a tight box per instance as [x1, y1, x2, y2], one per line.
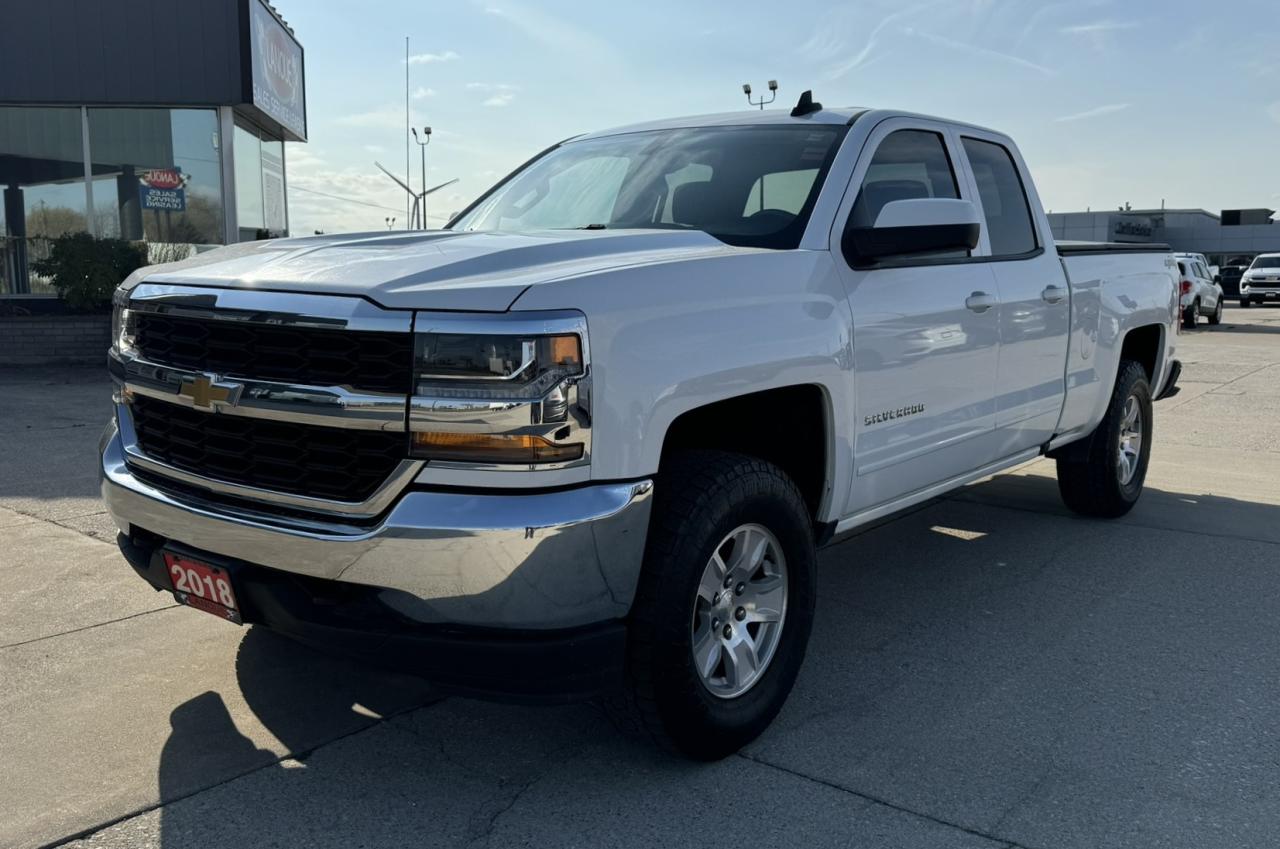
[573, 223, 608, 230]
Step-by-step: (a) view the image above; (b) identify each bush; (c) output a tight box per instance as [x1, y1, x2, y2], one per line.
[30, 233, 147, 312]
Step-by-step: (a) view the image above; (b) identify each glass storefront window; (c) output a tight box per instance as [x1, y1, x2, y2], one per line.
[88, 108, 223, 248]
[235, 124, 264, 232]
[235, 121, 287, 239]
[0, 106, 88, 294]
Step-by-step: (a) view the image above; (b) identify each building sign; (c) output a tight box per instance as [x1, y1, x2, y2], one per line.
[248, 0, 306, 140]
[138, 168, 187, 212]
[1110, 216, 1155, 242]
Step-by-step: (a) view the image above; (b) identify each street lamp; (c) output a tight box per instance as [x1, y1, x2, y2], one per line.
[385, 217, 396, 231]
[743, 80, 778, 110]
[411, 126, 433, 229]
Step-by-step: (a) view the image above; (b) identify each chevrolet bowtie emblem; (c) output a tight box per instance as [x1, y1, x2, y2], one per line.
[178, 373, 243, 410]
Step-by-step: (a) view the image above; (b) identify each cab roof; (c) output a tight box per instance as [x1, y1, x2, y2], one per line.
[573, 105, 1007, 142]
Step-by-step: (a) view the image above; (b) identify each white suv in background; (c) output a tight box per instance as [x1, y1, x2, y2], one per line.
[1240, 253, 1280, 307]
[1175, 253, 1224, 327]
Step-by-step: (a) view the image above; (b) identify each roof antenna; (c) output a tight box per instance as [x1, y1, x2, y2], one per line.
[790, 89, 822, 117]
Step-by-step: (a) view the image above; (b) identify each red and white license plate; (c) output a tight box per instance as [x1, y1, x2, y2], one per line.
[163, 552, 242, 624]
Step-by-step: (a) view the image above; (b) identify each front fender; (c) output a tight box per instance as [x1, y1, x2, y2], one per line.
[512, 249, 854, 523]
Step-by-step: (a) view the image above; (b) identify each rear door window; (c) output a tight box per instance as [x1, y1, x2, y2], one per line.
[961, 137, 1038, 257]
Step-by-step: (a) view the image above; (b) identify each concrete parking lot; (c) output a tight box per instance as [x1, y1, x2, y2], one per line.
[5, 307, 1280, 849]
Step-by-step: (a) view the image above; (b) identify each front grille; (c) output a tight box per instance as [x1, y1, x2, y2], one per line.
[134, 313, 413, 393]
[130, 396, 405, 502]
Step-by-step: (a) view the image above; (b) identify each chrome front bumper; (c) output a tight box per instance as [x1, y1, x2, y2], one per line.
[100, 420, 653, 630]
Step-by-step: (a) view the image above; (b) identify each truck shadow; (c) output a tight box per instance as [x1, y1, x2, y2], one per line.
[151, 471, 1280, 847]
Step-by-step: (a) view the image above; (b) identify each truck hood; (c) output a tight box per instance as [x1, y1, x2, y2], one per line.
[128, 229, 739, 311]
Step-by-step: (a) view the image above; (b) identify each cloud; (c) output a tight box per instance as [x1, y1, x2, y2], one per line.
[813, 3, 939, 81]
[411, 86, 436, 100]
[363, 144, 385, 154]
[335, 106, 408, 130]
[906, 28, 1056, 76]
[467, 82, 518, 107]
[479, 2, 618, 65]
[407, 50, 459, 65]
[1060, 20, 1138, 35]
[1054, 103, 1130, 123]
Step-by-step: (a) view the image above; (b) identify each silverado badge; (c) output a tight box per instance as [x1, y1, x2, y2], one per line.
[865, 404, 924, 427]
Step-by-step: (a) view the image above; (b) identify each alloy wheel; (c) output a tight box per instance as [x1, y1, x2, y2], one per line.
[1117, 395, 1143, 485]
[690, 523, 788, 699]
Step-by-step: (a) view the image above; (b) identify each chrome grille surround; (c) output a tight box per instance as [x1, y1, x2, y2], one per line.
[111, 283, 421, 517]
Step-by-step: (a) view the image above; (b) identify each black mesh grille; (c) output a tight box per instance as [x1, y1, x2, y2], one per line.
[134, 313, 413, 393]
[130, 396, 405, 502]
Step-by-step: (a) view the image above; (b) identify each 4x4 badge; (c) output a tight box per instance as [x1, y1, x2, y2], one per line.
[178, 373, 244, 410]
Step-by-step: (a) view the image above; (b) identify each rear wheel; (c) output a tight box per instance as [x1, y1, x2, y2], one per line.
[1182, 300, 1199, 329]
[1208, 298, 1223, 325]
[1056, 360, 1153, 518]
[610, 450, 816, 760]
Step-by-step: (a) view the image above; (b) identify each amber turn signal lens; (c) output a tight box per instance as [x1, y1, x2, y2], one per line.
[411, 432, 584, 464]
[548, 334, 582, 368]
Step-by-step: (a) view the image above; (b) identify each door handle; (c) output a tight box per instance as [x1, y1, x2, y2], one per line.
[1041, 285, 1067, 304]
[965, 291, 996, 313]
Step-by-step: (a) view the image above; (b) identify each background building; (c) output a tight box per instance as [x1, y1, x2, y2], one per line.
[0, 0, 306, 299]
[1047, 208, 1279, 267]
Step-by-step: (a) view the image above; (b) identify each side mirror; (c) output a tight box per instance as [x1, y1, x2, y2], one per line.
[844, 198, 981, 268]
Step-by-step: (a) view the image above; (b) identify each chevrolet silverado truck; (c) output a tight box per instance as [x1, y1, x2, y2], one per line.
[102, 97, 1181, 760]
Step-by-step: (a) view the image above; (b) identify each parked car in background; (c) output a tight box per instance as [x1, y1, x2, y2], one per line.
[1218, 264, 1247, 300]
[102, 101, 1182, 759]
[1240, 254, 1280, 307]
[1175, 253, 1224, 327]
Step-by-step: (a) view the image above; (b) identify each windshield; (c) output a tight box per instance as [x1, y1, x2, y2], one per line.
[449, 125, 846, 249]
[1250, 256, 1280, 269]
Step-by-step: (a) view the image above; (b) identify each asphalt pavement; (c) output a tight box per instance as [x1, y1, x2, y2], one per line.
[4, 306, 1280, 849]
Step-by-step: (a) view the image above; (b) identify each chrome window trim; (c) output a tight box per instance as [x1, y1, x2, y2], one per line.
[114, 402, 422, 518]
[111, 349, 408, 432]
[125, 283, 414, 333]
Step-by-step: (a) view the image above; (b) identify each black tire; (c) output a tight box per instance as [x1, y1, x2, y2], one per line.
[1241, 299, 1251, 309]
[1182, 300, 1199, 329]
[1056, 360, 1153, 518]
[1208, 298, 1223, 325]
[609, 450, 817, 760]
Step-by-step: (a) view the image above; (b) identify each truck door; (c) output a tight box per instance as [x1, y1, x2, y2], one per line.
[956, 133, 1069, 453]
[830, 120, 1003, 516]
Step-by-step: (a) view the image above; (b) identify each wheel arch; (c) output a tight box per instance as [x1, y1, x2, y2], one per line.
[658, 384, 836, 526]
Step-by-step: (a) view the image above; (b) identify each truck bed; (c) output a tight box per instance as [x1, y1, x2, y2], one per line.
[1056, 241, 1173, 256]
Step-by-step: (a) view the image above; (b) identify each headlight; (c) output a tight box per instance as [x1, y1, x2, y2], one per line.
[111, 288, 136, 355]
[408, 313, 590, 467]
[412, 332, 582, 398]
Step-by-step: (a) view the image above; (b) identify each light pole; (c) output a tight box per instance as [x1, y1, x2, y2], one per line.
[385, 217, 396, 231]
[742, 80, 778, 110]
[411, 126, 432, 229]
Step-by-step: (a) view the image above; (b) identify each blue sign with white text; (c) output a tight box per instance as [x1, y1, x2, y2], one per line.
[140, 186, 186, 212]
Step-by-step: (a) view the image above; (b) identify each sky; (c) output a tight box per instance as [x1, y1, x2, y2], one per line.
[282, 0, 1280, 235]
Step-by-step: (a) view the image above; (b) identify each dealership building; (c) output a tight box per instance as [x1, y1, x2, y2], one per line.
[1047, 208, 1279, 267]
[0, 0, 306, 299]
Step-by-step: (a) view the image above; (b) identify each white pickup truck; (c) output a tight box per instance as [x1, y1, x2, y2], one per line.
[102, 96, 1181, 760]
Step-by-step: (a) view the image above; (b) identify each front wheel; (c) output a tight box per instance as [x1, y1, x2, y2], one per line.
[1056, 360, 1153, 518]
[609, 450, 817, 760]
[1241, 299, 1251, 309]
[1208, 298, 1223, 325]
